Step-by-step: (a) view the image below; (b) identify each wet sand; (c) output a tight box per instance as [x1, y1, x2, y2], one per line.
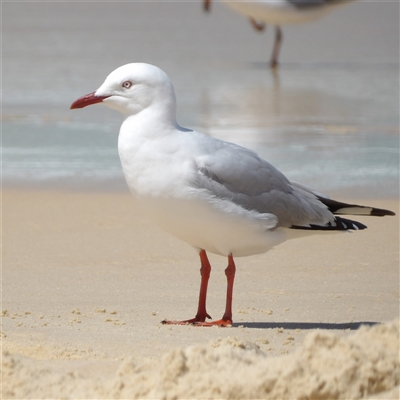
[2, 189, 399, 398]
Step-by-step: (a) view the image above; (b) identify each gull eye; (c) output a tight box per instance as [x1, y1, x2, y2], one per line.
[122, 81, 132, 89]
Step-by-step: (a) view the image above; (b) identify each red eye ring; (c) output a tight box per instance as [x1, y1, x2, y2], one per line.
[122, 81, 132, 89]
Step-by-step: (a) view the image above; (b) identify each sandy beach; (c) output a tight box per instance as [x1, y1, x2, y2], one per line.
[2, 0, 399, 398]
[2, 189, 399, 398]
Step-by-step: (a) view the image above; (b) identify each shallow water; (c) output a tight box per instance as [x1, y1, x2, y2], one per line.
[2, 1, 399, 197]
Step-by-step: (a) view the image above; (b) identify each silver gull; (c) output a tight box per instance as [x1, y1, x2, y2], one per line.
[70, 63, 395, 326]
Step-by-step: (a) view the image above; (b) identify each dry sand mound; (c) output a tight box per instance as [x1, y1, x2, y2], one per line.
[3, 320, 399, 399]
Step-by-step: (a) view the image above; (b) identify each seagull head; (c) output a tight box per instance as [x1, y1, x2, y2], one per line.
[70, 63, 177, 118]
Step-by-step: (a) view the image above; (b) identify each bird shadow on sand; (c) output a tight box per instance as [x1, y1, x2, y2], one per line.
[232, 321, 378, 330]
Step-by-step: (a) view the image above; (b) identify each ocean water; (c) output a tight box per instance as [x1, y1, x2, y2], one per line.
[2, 1, 399, 197]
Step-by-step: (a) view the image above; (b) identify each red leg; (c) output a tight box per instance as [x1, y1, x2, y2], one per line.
[203, 0, 211, 12]
[193, 250, 212, 321]
[249, 18, 266, 32]
[193, 254, 236, 327]
[270, 26, 283, 69]
[222, 254, 236, 322]
[162, 250, 212, 325]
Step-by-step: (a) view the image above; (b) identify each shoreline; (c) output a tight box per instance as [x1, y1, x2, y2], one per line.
[3, 178, 399, 199]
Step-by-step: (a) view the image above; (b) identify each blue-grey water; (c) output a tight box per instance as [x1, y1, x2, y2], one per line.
[2, 1, 399, 197]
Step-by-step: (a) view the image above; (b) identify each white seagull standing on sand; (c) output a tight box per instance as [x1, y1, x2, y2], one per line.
[71, 63, 394, 326]
[204, 0, 357, 67]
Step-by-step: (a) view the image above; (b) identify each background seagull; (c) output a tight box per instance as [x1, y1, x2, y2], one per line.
[204, 0, 358, 68]
[70, 63, 394, 326]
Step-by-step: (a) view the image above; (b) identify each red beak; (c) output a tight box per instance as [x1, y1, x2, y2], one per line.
[70, 91, 110, 109]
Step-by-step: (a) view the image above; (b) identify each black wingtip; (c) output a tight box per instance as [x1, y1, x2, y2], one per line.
[317, 196, 396, 217]
[291, 216, 367, 231]
[370, 208, 396, 217]
[337, 217, 367, 230]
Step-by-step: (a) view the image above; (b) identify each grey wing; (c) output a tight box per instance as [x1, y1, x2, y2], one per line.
[193, 141, 334, 228]
[286, 0, 352, 9]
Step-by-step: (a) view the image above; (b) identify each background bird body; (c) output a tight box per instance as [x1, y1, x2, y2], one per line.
[225, 0, 353, 26]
